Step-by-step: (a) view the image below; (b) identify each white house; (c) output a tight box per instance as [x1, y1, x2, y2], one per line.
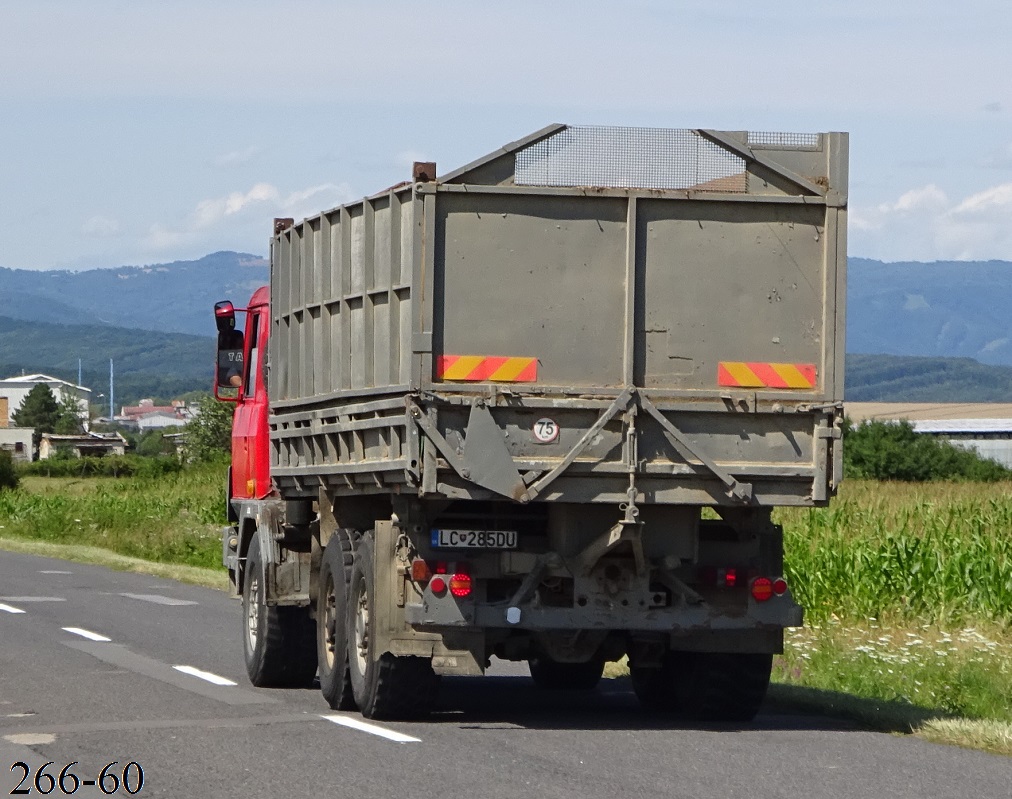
[0, 374, 91, 427]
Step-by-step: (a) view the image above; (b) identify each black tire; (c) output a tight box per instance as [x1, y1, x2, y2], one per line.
[528, 656, 604, 691]
[242, 534, 317, 688]
[317, 530, 357, 710]
[631, 651, 772, 722]
[346, 531, 440, 719]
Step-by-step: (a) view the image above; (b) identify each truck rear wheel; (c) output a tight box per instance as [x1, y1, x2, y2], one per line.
[243, 535, 317, 688]
[317, 530, 358, 710]
[528, 656, 605, 691]
[346, 531, 440, 719]
[631, 651, 772, 722]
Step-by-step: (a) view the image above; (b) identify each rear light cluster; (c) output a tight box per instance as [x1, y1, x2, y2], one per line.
[411, 558, 472, 599]
[699, 566, 789, 601]
[751, 576, 789, 602]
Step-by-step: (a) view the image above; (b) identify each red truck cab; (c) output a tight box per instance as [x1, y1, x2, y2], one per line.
[214, 286, 271, 501]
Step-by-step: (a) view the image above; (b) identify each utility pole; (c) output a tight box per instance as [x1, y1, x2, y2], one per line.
[109, 359, 114, 421]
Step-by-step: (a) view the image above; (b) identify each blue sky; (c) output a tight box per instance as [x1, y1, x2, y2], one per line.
[2, 0, 1010, 270]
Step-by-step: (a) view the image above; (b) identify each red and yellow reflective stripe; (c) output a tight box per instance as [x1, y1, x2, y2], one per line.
[717, 362, 816, 389]
[437, 355, 538, 383]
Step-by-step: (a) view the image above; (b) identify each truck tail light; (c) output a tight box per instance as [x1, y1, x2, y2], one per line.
[449, 573, 472, 598]
[700, 567, 738, 587]
[772, 577, 788, 596]
[751, 577, 773, 602]
[430, 576, 447, 596]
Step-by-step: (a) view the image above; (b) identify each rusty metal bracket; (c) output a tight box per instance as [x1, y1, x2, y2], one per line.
[639, 394, 753, 503]
[526, 388, 634, 500]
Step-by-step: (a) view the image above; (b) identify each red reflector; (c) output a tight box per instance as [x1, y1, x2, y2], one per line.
[724, 568, 737, 588]
[434, 561, 448, 575]
[430, 576, 447, 596]
[449, 573, 472, 598]
[751, 577, 773, 602]
[772, 577, 788, 596]
[411, 558, 431, 583]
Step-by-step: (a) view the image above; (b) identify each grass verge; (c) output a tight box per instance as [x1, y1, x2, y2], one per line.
[0, 535, 227, 590]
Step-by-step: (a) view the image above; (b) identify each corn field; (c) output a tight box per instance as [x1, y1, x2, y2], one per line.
[777, 480, 1012, 624]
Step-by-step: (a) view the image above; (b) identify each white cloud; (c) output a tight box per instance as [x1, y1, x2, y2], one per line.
[80, 215, 120, 237]
[142, 181, 355, 254]
[852, 182, 1012, 261]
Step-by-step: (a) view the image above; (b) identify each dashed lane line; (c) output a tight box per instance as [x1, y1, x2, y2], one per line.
[322, 714, 421, 743]
[62, 627, 112, 642]
[0, 603, 25, 614]
[0, 595, 65, 602]
[38, 570, 72, 574]
[172, 665, 238, 686]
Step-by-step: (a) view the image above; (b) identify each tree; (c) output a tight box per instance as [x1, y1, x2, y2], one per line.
[12, 384, 61, 455]
[184, 395, 234, 461]
[55, 392, 84, 435]
[844, 419, 1012, 481]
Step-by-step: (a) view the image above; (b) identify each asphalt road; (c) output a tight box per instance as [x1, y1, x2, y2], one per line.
[1, 550, 1008, 798]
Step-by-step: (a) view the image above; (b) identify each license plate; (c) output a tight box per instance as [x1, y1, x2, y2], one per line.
[431, 529, 518, 549]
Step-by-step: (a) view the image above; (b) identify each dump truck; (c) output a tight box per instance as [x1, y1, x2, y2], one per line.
[214, 123, 847, 720]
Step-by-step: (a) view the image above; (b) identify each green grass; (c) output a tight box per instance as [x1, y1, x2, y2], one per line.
[0, 459, 228, 568]
[776, 481, 1012, 625]
[770, 481, 1012, 756]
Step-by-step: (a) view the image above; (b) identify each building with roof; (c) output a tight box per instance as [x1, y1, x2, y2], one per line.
[39, 432, 127, 460]
[0, 373, 90, 427]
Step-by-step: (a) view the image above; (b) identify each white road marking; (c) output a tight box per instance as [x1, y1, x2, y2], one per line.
[62, 627, 111, 642]
[322, 714, 421, 743]
[172, 665, 238, 686]
[0, 596, 66, 602]
[0, 603, 25, 614]
[120, 592, 197, 606]
[4, 733, 55, 745]
[39, 570, 72, 574]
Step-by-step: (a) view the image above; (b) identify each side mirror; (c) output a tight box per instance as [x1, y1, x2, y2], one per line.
[215, 300, 237, 334]
[214, 301, 244, 401]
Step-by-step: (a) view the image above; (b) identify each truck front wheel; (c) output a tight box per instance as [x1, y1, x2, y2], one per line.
[346, 531, 439, 719]
[242, 535, 317, 688]
[317, 530, 357, 710]
[631, 651, 772, 722]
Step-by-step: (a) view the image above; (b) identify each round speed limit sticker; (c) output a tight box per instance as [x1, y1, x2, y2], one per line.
[532, 418, 560, 444]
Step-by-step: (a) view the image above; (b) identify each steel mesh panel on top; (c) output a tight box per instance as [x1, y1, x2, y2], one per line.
[514, 126, 747, 191]
[747, 131, 821, 149]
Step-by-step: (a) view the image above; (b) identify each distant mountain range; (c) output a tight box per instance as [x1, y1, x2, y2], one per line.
[0, 251, 268, 337]
[848, 258, 1012, 366]
[3, 253, 1012, 404]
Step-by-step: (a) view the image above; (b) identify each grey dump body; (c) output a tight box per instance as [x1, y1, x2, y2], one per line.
[252, 124, 846, 689]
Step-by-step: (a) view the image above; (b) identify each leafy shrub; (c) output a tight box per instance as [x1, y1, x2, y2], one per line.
[0, 450, 18, 491]
[844, 419, 1012, 482]
[17, 454, 182, 478]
